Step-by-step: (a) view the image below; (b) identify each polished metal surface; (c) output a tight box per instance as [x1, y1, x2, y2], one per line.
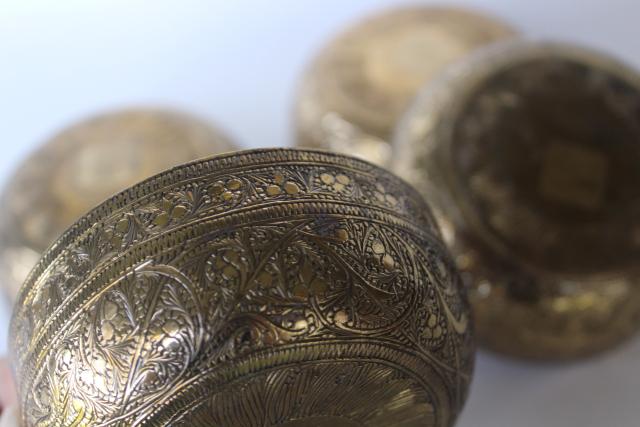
[394, 41, 640, 359]
[9, 149, 473, 426]
[0, 109, 236, 302]
[294, 6, 516, 166]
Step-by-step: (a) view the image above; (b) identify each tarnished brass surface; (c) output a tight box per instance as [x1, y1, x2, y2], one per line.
[0, 109, 236, 302]
[394, 41, 640, 359]
[9, 149, 473, 426]
[294, 6, 516, 166]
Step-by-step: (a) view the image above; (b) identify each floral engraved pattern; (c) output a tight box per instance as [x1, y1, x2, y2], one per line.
[25, 264, 203, 426]
[10, 150, 471, 427]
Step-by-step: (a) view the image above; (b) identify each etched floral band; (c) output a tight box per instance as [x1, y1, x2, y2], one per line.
[10, 149, 474, 426]
[0, 108, 236, 304]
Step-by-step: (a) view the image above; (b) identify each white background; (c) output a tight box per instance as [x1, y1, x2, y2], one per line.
[1, 1, 639, 426]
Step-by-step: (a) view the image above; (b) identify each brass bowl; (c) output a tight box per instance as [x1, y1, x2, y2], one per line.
[10, 149, 474, 426]
[294, 6, 516, 166]
[394, 41, 640, 359]
[0, 109, 236, 302]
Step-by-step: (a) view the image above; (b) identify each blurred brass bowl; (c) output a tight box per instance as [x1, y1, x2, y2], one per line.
[294, 6, 516, 166]
[0, 109, 236, 302]
[394, 41, 640, 359]
[10, 149, 473, 426]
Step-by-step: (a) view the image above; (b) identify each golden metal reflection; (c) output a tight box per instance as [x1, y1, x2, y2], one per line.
[394, 41, 640, 359]
[9, 149, 473, 426]
[294, 6, 517, 166]
[0, 109, 236, 302]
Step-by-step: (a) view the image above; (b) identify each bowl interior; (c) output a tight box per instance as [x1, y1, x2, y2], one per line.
[452, 57, 640, 275]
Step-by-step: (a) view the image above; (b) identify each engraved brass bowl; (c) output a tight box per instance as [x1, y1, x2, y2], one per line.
[0, 108, 236, 303]
[294, 6, 516, 166]
[10, 149, 473, 426]
[394, 41, 640, 359]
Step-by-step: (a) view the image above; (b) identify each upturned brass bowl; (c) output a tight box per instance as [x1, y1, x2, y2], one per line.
[10, 149, 473, 426]
[0, 109, 236, 302]
[294, 6, 516, 166]
[394, 41, 640, 359]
